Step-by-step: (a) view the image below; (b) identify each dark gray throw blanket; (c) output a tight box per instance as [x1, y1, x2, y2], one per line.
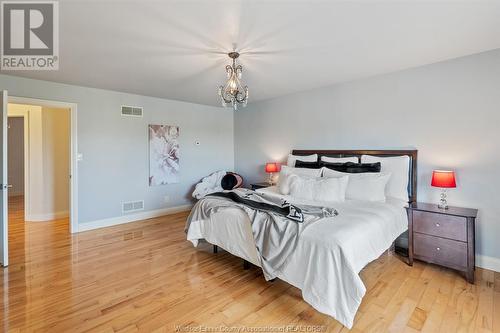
[186, 188, 338, 280]
[208, 191, 307, 222]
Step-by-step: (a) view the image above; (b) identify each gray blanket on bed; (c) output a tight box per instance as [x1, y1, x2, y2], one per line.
[185, 188, 338, 280]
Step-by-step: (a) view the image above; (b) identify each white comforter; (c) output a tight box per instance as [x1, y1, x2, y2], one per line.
[186, 186, 408, 328]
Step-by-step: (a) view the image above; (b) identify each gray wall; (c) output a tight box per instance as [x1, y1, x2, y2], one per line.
[0, 74, 234, 224]
[7, 117, 24, 196]
[235, 49, 500, 261]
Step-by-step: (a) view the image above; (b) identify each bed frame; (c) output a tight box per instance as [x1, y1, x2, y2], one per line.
[291, 149, 418, 203]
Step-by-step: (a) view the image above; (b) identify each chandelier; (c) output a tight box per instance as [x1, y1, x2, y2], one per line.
[218, 52, 249, 110]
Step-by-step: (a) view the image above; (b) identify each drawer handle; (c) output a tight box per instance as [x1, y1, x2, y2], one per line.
[435, 223, 440, 227]
[436, 247, 441, 251]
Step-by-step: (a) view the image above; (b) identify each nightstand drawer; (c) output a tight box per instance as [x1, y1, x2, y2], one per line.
[413, 210, 466, 241]
[413, 233, 467, 269]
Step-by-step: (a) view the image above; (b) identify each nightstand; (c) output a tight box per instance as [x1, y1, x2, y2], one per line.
[250, 182, 271, 190]
[408, 202, 478, 283]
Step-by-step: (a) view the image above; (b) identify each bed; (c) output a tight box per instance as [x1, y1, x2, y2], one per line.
[186, 149, 418, 328]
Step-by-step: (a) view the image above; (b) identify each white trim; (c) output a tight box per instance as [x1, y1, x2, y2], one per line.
[26, 210, 69, 222]
[77, 204, 192, 232]
[1, 90, 8, 266]
[476, 255, 500, 273]
[8, 96, 78, 234]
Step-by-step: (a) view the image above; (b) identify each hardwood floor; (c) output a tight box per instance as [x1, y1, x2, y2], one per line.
[1, 197, 499, 332]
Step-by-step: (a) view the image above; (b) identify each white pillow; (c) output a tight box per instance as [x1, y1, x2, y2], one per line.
[289, 174, 349, 202]
[323, 168, 391, 202]
[287, 153, 318, 167]
[361, 155, 410, 202]
[321, 156, 358, 163]
[278, 165, 322, 195]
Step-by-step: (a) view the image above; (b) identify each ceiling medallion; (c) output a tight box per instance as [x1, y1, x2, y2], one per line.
[218, 52, 249, 110]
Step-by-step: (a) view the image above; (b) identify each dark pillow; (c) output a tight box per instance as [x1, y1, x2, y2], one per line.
[294, 160, 321, 169]
[320, 161, 381, 173]
[221, 172, 243, 190]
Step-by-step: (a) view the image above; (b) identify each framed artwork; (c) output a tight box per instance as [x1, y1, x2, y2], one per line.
[149, 124, 180, 186]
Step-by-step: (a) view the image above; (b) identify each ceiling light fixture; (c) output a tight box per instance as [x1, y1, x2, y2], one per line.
[218, 52, 249, 110]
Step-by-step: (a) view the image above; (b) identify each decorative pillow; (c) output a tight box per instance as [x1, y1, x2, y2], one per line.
[289, 174, 349, 202]
[286, 153, 318, 167]
[277, 165, 322, 195]
[321, 161, 381, 173]
[321, 156, 359, 163]
[221, 172, 243, 190]
[294, 160, 322, 169]
[323, 168, 391, 202]
[361, 155, 410, 202]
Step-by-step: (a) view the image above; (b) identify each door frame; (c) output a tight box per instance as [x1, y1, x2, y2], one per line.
[8, 96, 78, 233]
[7, 110, 29, 212]
[1, 90, 8, 266]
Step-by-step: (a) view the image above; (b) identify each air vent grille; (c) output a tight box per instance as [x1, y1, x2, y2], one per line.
[122, 200, 144, 213]
[121, 105, 143, 117]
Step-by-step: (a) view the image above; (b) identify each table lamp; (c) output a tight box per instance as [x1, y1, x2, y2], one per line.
[431, 170, 456, 209]
[265, 162, 281, 185]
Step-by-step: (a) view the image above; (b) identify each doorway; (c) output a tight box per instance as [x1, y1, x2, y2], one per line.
[1, 94, 78, 267]
[8, 97, 78, 230]
[6, 115, 26, 247]
[8, 102, 72, 225]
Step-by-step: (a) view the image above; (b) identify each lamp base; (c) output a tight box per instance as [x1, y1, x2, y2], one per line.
[437, 189, 449, 210]
[268, 172, 274, 185]
[437, 202, 449, 210]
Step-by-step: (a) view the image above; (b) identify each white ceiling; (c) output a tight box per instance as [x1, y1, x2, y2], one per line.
[4, 0, 500, 107]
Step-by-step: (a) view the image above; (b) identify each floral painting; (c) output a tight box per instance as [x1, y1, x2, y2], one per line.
[149, 124, 180, 186]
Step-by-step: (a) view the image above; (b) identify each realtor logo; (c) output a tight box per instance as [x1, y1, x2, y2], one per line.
[1, 1, 59, 70]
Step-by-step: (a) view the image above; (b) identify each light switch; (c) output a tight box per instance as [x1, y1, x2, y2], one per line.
[77, 153, 83, 161]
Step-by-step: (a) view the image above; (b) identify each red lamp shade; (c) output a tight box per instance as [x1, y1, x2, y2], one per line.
[431, 170, 456, 188]
[265, 162, 280, 173]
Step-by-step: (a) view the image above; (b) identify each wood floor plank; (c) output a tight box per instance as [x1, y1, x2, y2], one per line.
[474, 269, 494, 332]
[420, 270, 456, 333]
[1, 195, 498, 332]
[493, 285, 500, 333]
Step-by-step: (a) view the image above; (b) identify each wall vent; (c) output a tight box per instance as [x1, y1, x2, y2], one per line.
[121, 105, 143, 117]
[122, 200, 144, 213]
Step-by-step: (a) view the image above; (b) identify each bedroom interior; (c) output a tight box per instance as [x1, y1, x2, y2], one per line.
[1, 0, 500, 332]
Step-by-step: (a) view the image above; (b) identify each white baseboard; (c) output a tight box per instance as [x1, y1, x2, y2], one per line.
[476, 255, 500, 273]
[77, 204, 192, 233]
[26, 210, 69, 222]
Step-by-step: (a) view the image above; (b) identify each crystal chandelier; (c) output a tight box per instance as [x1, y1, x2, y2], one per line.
[218, 52, 249, 110]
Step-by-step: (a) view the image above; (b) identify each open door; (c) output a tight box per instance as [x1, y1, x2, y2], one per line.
[1, 90, 8, 267]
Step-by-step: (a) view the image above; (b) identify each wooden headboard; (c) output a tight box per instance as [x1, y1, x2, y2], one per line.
[291, 149, 418, 203]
